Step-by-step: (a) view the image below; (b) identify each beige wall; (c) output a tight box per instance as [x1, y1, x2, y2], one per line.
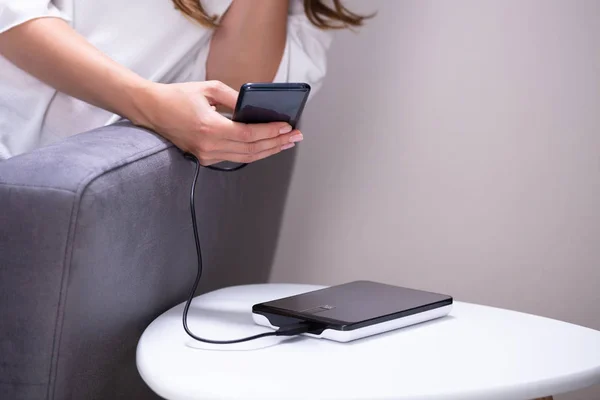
[270, 1, 600, 399]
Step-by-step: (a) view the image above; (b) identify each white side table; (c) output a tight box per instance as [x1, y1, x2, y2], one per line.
[136, 283, 600, 400]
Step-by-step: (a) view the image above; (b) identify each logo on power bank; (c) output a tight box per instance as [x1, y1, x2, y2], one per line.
[302, 305, 335, 314]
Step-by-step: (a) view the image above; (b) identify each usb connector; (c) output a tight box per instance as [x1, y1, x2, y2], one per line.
[275, 322, 320, 337]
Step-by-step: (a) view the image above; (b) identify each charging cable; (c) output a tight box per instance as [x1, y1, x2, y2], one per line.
[182, 153, 313, 344]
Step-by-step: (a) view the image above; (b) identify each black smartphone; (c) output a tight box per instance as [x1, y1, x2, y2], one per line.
[232, 82, 311, 128]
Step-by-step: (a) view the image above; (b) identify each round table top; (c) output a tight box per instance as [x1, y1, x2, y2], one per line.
[136, 283, 600, 400]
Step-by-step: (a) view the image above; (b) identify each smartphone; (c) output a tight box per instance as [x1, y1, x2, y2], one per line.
[232, 82, 311, 128]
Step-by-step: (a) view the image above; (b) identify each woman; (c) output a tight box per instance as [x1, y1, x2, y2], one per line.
[0, 0, 367, 164]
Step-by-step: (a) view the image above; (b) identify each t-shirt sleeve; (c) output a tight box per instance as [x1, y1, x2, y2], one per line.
[271, 0, 334, 100]
[0, 0, 70, 34]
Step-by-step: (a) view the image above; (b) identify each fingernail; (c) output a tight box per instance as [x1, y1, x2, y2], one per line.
[279, 124, 292, 134]
[281, 143, 295, 150]
[289, 133, 303, 143]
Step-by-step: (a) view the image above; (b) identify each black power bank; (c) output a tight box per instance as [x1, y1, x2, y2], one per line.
[252, 280, 453, 342]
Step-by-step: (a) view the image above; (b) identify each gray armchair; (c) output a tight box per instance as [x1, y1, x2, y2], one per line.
[0, 121, 296, 399]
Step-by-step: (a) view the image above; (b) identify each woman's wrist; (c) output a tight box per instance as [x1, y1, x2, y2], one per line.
[121, 77, 160, 129]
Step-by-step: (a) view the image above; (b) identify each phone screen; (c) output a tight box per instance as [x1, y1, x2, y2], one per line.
[233, 85, 310, 128]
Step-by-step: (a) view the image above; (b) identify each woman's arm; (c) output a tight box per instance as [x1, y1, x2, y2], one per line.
[205, 0, 333, 100]
[206, 0, 289, 90]
[0, 17, 147, 122]
[0, 18, 301, 165]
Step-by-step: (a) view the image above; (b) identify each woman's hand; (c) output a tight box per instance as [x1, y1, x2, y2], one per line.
[132, 80, 302, 165]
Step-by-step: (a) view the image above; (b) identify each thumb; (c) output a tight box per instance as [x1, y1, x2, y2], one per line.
[201, 80, 238, 110]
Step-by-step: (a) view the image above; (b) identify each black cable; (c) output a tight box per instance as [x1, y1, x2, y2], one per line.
[181, 153, 313, 344]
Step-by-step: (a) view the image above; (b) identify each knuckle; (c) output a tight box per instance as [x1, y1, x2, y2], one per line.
[262, 127, 277, 140]
[238, 127, 253, 142]
[245, 142, 258, 154]
[205, 80, 224, 94]
[194, 117, 210, 134]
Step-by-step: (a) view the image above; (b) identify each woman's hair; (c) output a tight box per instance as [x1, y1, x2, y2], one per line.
[172, 0, 370, 30]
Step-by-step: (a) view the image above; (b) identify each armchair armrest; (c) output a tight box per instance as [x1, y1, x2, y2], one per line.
[0, 121, 295, 399]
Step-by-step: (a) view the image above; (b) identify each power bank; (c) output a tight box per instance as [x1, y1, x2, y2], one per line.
[252, 280, 453, 342]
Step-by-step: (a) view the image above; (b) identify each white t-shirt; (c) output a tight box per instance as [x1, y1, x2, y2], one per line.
[0, 0, 332, 159]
